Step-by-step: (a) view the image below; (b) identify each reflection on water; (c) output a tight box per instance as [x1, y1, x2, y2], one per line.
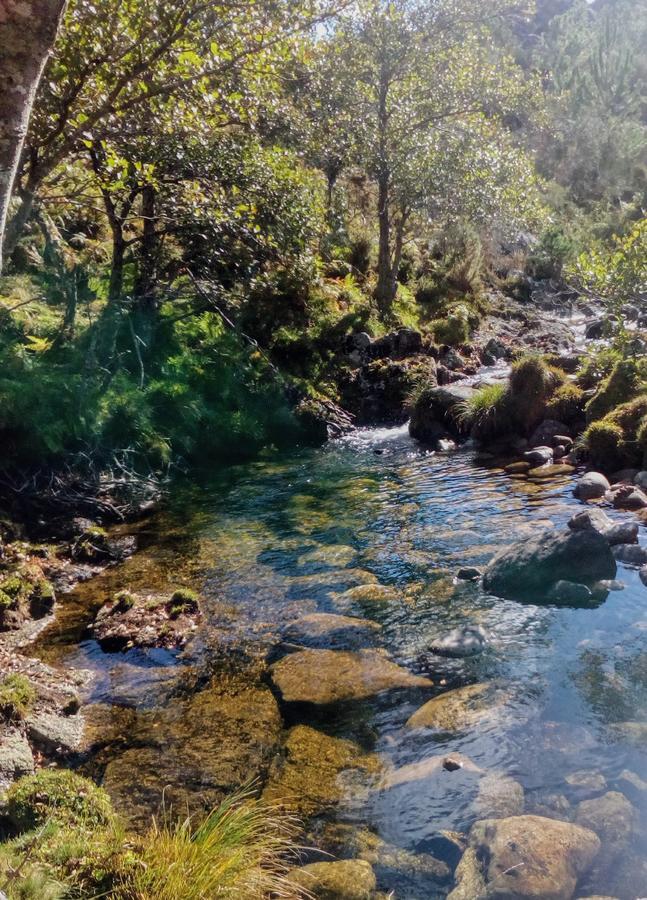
[40, 425, 647, 897]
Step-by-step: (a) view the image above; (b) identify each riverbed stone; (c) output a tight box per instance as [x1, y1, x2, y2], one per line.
[613, 543, 647, 565]
[574, 473, 611, 501]
[27, 711, 84, 756]
[455, 815, 600, 900]
[430, 624, 489, 657]
[565, 771, 607, 798]
[271, 648, 431, 705]
[474, 773, 524, 818]
[282, 613, 381, 650]
[575, 791, 636, 866]
[456, 566, 482, 581]
[530, 420, 570, 448]
[483, 527, 616, 600]
[409, 385, 475, 442]
[334, 583, 399, 607]
[287, 860, 377, 900]
[101, 676, 282, 828]
[406, 683, 505, 732]
[524, 446, 553, 467]
[568, 508, 613, 534]
[505, 461, 530, 474]
[548, 580, 593, 604]
[263, 725, 380, 817]
[608, 485, 647, 510]
[529, 463, 575, 478]
[0, 730, 34, 787]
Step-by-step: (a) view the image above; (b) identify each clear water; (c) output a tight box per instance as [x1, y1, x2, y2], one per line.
[39, 425, 647, 897]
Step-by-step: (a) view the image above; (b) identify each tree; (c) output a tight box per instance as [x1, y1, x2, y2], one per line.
[317, 0, 541, 312]
[0, 0, 67, 271]
[3, 0, 351, 261]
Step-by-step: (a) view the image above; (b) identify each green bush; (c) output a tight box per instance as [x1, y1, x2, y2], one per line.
[7, 769, 114, 832]
[431, 305, 470, 346]
[584, 419, 626, 470]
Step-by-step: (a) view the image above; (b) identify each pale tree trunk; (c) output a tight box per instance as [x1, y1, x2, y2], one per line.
[0, 0, 67, 271]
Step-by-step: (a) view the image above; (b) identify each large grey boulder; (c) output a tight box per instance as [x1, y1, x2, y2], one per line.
[409, 385, 475, 442]
[483, 528, 616, 601]
[574, 472, 611, 501]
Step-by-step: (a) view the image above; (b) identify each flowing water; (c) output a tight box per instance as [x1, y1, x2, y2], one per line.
[38, 425, 647, 897]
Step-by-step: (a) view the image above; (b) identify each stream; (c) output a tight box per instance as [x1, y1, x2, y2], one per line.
[37, 423, 647, 898]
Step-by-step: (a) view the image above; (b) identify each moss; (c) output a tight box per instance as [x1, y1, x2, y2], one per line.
[7, 769, 114, 832]
[167, 588, 199, 619]
[0, 589, 14, 609]
[585, 360, 645, 423]
[0, 673, 37, 721]
[114, 590, 136, 612]
[34, 578, 55, 602]
[545, 383, 586, 426]
[1, 575, 29, 599]
[431, 305, 470, 346]
[584, 419, 626, 471]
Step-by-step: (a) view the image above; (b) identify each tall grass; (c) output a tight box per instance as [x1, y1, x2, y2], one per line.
[122, 789, 306, 900]
[456, 381, 510, 439]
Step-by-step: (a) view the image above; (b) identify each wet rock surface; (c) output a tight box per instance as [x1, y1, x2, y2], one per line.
[451, 815, 600, 900]
[287, 859, 377, 900]
[270, 648, 432, 705]
[483, 526, 616, 601]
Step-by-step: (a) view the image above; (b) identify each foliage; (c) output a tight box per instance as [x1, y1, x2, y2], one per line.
[545, 382, 586, 426]
[6, 769, 114, 832]
[431, 306, 470, 347]
[0, 675, 36, 722]
[584, 395, 647, 470]
[585, 359, 647, 424]
[569, 218, 647, 348]
[456, 382, 511, 440]
[120, 791, 303, 900]
[508, 355, 565, 433]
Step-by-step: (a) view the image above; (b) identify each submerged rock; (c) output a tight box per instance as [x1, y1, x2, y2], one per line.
[263, 725, 380, 817]
[483, 527, 616, 601]
[406, 683, 506, 732]
[613, 543, 647, 566]
[474, 772, 524, 819]
[430, 624, 489, 657]
[287, 860, 376, 900]
[271, 648, 431, 705]
[282, 613, 381, 650]
[574, 473, 611, 501]
[450, 815, 600, 900]
[101, 677, 282, 828]
[548, 580, 593, 604]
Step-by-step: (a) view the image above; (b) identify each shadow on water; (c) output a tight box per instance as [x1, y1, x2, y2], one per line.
[35, 423, 647, 897]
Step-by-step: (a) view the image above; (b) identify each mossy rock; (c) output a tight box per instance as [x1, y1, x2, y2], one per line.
[545, 383, 586, 427]
[508, 356, 564, 434]
[584, 395, 647, 470]
[7, 769, 114, 831]
[586, 360, 645, 424]
[0, 673, 37, 721]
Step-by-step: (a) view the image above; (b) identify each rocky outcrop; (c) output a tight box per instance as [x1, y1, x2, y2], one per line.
[449, 815, 600, 900]
[270, 648, 431, 705]
[340, 355, 437, 425]
[483, 527, 616, 601]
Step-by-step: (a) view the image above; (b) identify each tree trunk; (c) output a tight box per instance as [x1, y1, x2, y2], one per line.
[375, 170, 394, 313]
[109, 229, 126, 302]
[134, 184, 158, 307]
[0, 0, 67, 272]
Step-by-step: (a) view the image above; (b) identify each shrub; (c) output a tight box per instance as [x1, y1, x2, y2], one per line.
[585, 359, 645, 423]
[0, 674, 37, 721]
[7, 769, 114, 832]
[347, 236, 372, 277]
[583, 395, 647, 469]
[431, 305, 470, 346]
